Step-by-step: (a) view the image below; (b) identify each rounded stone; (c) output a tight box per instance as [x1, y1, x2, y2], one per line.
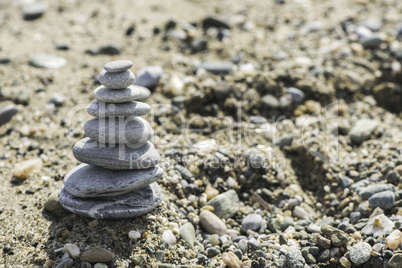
[98, 70, 135, 89]
[136, 85, 151, 101]
[73, 138, 161, 170]
[87, 100, 150, 117]
[104, 60, 133, 73]
[93, 85, 140, 103]
[199, 210, 227, 235]
[83, 117, 153, 145]
[64, 163, 163, 197]
[241, 214, 263, 232]
[80, 248, 115, 262]
[349, 242, 371, 264]
[368, 190, 395, 210]
[59, 182, 162, 219]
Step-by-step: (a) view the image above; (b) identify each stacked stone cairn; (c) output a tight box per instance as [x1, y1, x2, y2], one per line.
[59, 60, 163, 219]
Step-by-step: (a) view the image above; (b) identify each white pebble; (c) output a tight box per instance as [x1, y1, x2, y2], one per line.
[128, 230, 141, 241]
[64, 243, 80, 259]
[162, 230, 176, 246]
[167, 76, 184, 96]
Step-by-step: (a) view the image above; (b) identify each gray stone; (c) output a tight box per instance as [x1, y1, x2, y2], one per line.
[86, 44, 121, 56]
[286, 250, 306, 268]
[134, 66, 163, 89]
[30, 53, 66, 69]
[361, 35, 384, 49]
[359, 184, 396, 199]
[206, 190, 239, 219]
[54, 258, 73, 268]
[59, 182, 162, 219]
[64, 163, 163, 197]
[180, 222, 195, 248]
[44, 190, 69, 217]
[363, 18, 382, 32]
[368, 190, 395, 210]
[321, 224, 349, 247]
[196, 61, 234, 75]
[286, 87, 305, 103]
[0, 104, 18, 126]
[73, 138, 161, 170]
[238, 239, 248, 254]
[262, 94, 280, 108]
[136, 85, 152, 100]
[87, 100, 150, 117]
[242, 214, 263, 232]
[48, 93, 66, 107]
[199, 210, 227, 235]
[99, 70, 135, 89]
[388, 253, 402, 268]
[349, 119, 379, 143]
[93, 85, 140, 103]
[349, 242, 371, 264]
[22, 2, 47, 20]
[83, 117, 153, 144]
[104, 60, 133, 73]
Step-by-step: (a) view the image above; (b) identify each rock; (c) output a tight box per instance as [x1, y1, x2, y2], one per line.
[44, 190, 68, 217]
[174, 165, 193, 180]
[64, 243, 80, 259]
[13, 158, 43, 179]
[180, 222, 195, 248]
[196, 61, 234, 75]
[349, 242, 371, 264]
[359, 184, 396, 199]
[93, 85, 140, 103]
[128, 230, 141, 241]
[363, 18, 382, 31]
[286, 87, 305, 103]
[206, 190, 239, 219]
[134, 66, 163, 89]
[286, 250, 306, 268]
[321, 224, 349, 247]
[373, 82, 402, 113]
[83, 117, 153, 144]
[0, 58, 11, 64]
[98, 70, 135, 89]
[80, 248, 115, 263]
[59, 182, 162, 219]
[199, 210, 227, 235]
[87, 100, 150, 117]
[167, 76, 184, 96]
[361, 35, 384, 49]
[136, 85, 152, 100]
[64, 164, 163, 197]
[0, 104, 18, 126]
[22, 2, 47, 20]
[30, 53, 66, 69]
[55, 258, 73, 268]
[385, 230, 402, 250]
[261, 94, 280, 108]
[162, 230, 176, 246]
[104, 60, 133, 73]
[241, 214, 263, 232]
[349, 119, 379, 143]
[93, 264, 107, 268]
[130, 254, 147, 266]
[355, 26, 373, 39]
[86, 44, 121, 55]
[48, 94, 66, 107]
[368, 191, 395, 209]
[73, 138, 161, 170]
[222, 252, 241, 268]
[206, 247, 220, 257]
[202, 16, 230, 29]
[388, 253, 402, 268]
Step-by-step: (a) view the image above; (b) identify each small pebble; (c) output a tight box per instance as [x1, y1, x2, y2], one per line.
[241, 214, 263, 232]
[222, 252, 241, 268]
[134, 66, 163, 89]
[349, 242, 371, 264]
[162, 230, 176, 246]
[0, 104, 18, 126]
[104, 60, 133, 73]
[13, 158, 43, 179]
[64, 243, 80, 259]
[128, 230, 141, 241]
[80, 248, 115, 263]
[199, 210, 227, 235]
[30, 53, 66, 69]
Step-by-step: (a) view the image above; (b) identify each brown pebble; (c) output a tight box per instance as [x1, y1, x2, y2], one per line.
[80, 248, 115, 263]
[199, 210, 227, 235]
[13, 158, 43, 179]
[222, 252, 241, 268]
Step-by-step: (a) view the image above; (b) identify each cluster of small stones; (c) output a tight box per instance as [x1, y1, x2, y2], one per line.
[59, 60, 163, 219]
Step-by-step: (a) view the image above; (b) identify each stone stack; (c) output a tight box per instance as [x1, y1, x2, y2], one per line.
[59, 60, 163, 219]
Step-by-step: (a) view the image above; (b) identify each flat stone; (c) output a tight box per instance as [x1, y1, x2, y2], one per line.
[87, 100, 150, 117]
[196, 61, 234, 75]
[362, 35, 384, 49]
[73, 138, 160, 170]
[64, 163, 163, 197]
[359, 184, 396, 199]
[368, 190, 395, 210]
[22, 2, 47, 20]
[349, 242, 371, 264]
[134, 66, 163, 89]
[30, 53, 66, 69]
[59, 182, 162, 219]
[86, 44, 121, 56]
[180, 222, 196, 248]
[349, 119, 379, 143]
[104, 60, 133, 73]
[136, 85, 151, 100]
[98, 70, 135, 89]
[199, 210, 227, 235]
[80, 248, 115, 262]
[93, 85, 140, 103]
[84, 117, 153, 144]
[0, 104, 18, 126]
[206, 190, 239, 219]
[262, 94, 280, 108]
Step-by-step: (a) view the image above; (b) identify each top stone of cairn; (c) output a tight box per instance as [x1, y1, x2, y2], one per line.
[104, 60, 133, 73]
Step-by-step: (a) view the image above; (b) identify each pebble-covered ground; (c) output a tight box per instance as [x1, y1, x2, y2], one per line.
[1, 0, 402, 267]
